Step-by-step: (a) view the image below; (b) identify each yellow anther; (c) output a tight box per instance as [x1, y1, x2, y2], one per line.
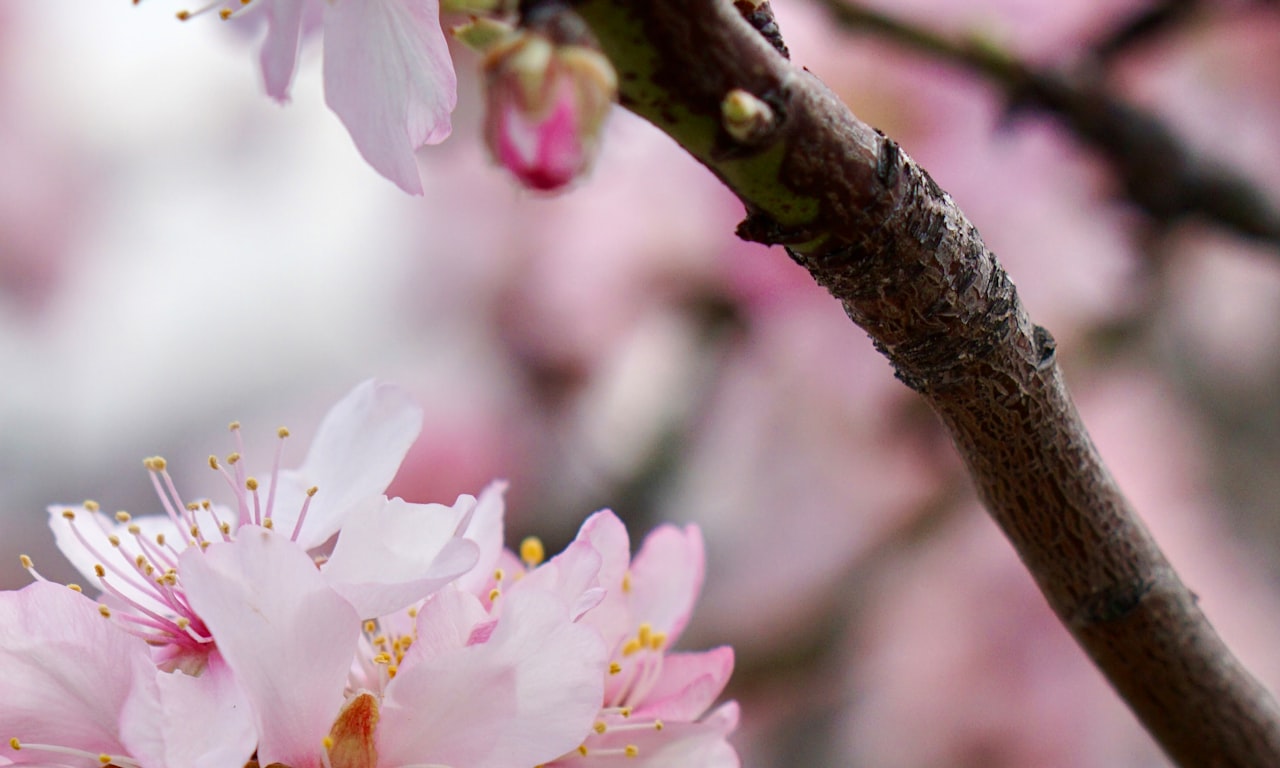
[609, 662, 622, 675]
[228, 421, 241, 431]
[577, 745, 589, 756]
[306, 486, 319, 497]
[108, 535, 121, 547]
[175, 9, 191, 19]
[621, 572, 632, 593]
[94, 564, 106, 577]
[620, 707, 632, 718]
[189, 525, 199, 537]
[220, 522, 231, 535]
[115, 511, 131, 523]
[151, 457, 168, 471]
[9, 737, 20, 749]
[651, 632, 667, 650]
[246, 477, 259, 491]
[61, 509, 76, 520]
[155, 533, 167, 546]
[387, 665, 398, 678]
[68, 584, 82, 592]
[218, 9, 231, 19]
[186, 502, 200, 511]
[227, 452, 241, 465]
[637, 623, 652, 646]
[263, 518, 274, 530]
[489, 588, 502, 602]
[624, 744, 639, 757]
[84, 500, 100, 512]
[364, 620, 377, 634]
[653, 720, 664, 731]
[407, 606, 419, 618]
[519, 536, 545, 567]
[200, 541, 211, 550]
[593, 721, 607, 734]
[18, 554, 32, 569]
[493, 568, 505, 582]
[127, 524, 141, 535]
[373, 653, 391, 665]
[621, 638, 642, 656]
[277, 427, 290, 438]
[322, 736, 335, 749]
[209, 455, 220, 470]
[202, 500, 212, 509]
[98, 604, 111, 618]
[177, 617, 190, 629]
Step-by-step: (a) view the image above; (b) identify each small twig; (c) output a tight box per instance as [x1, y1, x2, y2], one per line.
[814, 0, 1280, 250]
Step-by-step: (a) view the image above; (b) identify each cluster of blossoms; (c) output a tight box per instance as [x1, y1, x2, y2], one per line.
[160, 0, 616, 194]
[2, 381, 738, 767]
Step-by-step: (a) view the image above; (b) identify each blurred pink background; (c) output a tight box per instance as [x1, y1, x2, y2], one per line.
[2, 0, 1280, 765]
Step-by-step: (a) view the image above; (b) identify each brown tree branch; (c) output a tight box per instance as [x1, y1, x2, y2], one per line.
[814, 0, 1280, 250]
[551, 0, 1280, 764]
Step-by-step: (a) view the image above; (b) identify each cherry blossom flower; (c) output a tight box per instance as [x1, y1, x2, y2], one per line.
[36, 381, 464, 660]
[0, 581, 254, 768]
[479, 509, 741, 766]
[180, 524, 606, 768]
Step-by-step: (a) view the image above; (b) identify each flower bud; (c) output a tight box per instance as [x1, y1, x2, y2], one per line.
[482, 31, 617, 192]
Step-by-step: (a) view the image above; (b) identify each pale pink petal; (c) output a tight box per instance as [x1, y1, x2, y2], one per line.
[322, 0, 457, 194]
[258, 0, 308, 101]
[273, 380, 424, 549]
[633, 647, 734, 721]
[379, 589, 606, 768]
[509, 538, 604, 622]
[120, 652, 256, 768]
[322, 496, 480, 618]
[628, 524, 705, 642]
[179, 527, 359, 768]
[452, 480, 507, 597]
[0, 582, 153, 761]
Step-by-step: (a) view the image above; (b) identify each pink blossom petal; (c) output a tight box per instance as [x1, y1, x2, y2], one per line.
[628, 524, 705, 642]
[180, 527, 359, 768]
[452, 481, 507, 597]
[633, 647, 734, 721]
[273, 380, 424, 549]
[258, 0, 308, 101]
[321, 0, 457, 194]
[0, 582, 153, 762]
[120, 652, 256, 768]
[379, 588, 606, 768]
[322, 496, 480, 618]
[509, 537, 604, 621]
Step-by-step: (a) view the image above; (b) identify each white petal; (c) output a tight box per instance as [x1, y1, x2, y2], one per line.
[379, 589, 606, 768]
[273, 380, 424, 549]
[323, 496, 479, 618]
[180, 527, 359, 768]
[322, 0, 458, 194]
[0, 582, 152, 759]
[120, 653, 257, 768]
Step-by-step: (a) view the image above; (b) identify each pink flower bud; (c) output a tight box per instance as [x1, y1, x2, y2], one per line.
[483, 33, 617, 192]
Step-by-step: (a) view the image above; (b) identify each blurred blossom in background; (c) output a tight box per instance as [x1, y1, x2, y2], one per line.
[3, 0, 1280, 765]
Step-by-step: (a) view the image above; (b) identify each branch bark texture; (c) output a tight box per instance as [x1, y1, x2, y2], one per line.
[561, 0, 1280, 764]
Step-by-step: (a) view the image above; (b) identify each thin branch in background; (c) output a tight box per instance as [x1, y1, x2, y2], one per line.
[559, 0, 1280, 763]
[814, 0, 1280, 251]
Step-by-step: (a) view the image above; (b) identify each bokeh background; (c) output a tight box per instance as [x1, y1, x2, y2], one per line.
[3, 0, 1280, 765]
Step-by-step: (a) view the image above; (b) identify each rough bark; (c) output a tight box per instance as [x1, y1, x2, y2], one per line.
[560, 0, 1280, 764]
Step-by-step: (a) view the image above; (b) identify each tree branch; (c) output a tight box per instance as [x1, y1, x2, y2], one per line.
[813, 0, 1280, 250]
[558, 0, 1280, 764]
